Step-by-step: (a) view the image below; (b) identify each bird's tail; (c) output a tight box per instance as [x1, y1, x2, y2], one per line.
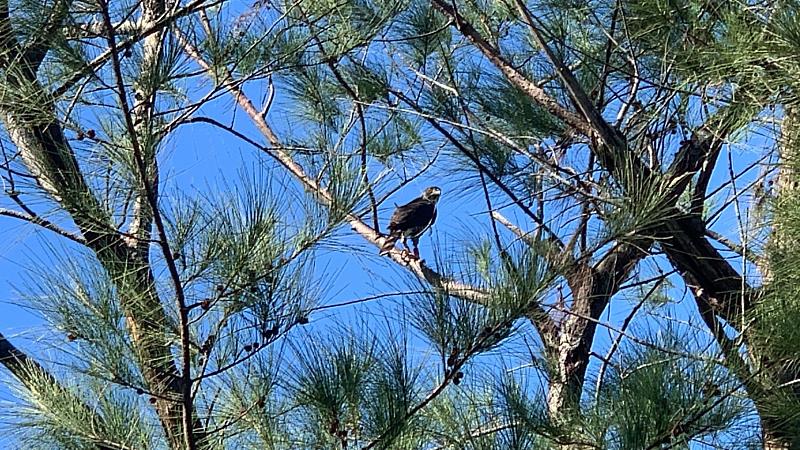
[379, 231, 401, 256]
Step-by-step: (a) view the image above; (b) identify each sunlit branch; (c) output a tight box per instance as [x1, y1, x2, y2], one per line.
[175, 29, 490, 306]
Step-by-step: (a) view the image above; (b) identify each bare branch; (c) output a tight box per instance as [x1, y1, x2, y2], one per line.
[0, 207, 86, 243]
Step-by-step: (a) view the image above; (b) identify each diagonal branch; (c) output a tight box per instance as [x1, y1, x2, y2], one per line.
[510, 0, 628, 158]
[174, 30, 488, 305]
[429, 0, 589, 135]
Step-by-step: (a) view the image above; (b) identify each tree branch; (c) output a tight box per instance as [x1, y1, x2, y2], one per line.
[175, 29, 490, 306]
[97, 1, 203, 447]
[434, 0, 752, 328]
[0, 207, 86, 243]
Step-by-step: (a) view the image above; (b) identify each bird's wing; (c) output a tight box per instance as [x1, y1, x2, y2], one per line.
[388, 198, 435, 233]
[409, 205, 437, 241]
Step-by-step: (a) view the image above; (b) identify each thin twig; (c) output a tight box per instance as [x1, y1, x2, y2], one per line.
[594, 277, 665, 401]
[0, 207, 86, 243]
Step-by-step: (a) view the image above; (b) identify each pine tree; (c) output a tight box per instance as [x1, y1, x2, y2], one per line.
[0, 0, 799, 449]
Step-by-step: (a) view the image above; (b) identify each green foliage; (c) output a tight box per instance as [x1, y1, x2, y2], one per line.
[201, 178, 286, 294]
[286, 65, 345, 128]
[395, 2, 452, 66]
[10, 368, 155, 449]
[20, 252, 142, 386]
[472, 73, 563, 139]
[599, 162, 685, 243]
[289, 332, 378, 447]
[324, 151, 370, 226]
[342, 60, 389, 105]
[361, 336, 423, 449]
[598, 333, 747, 449]
[296, 0, 400, 56]
[366, 115, 423, 161]
[497, 378, 565, 447]
[208, 360, 288, 449]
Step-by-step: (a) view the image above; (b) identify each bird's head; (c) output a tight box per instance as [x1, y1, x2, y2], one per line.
[422, 186, 442, 203]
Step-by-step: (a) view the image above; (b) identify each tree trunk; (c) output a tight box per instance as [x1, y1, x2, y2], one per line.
[546, 255, 639, 449]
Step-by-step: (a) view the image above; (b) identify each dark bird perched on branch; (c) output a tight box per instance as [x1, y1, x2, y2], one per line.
[379, 186, 441, 259]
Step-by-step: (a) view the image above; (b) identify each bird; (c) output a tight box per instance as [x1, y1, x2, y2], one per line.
[379, 186, 441, 259]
